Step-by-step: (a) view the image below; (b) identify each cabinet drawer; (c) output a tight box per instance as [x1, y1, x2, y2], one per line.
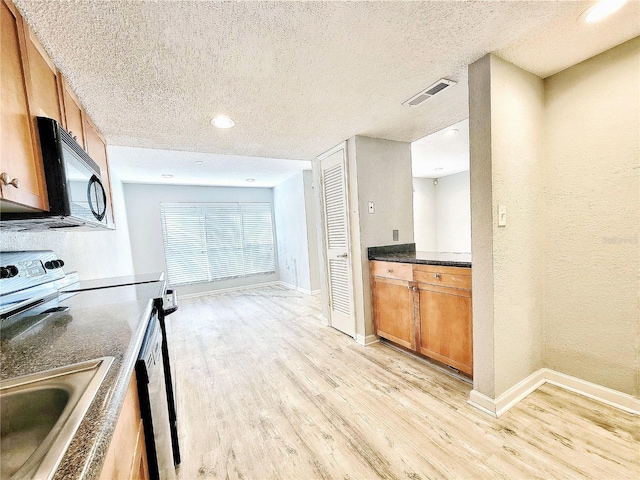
[370, 260, 413, 281]
[414, 265, 471, 290]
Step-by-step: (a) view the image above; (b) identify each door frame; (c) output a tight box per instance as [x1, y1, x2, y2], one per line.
[316, 141, 357, 338]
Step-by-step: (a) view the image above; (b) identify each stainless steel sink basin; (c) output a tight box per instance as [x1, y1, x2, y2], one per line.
[0, 357, 113, 480]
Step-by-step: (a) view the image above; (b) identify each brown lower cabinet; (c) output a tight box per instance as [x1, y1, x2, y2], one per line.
[99, 372, 149, 480]
[371, 260, 473, 375]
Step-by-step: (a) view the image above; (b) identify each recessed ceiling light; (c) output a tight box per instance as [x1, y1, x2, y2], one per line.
[444, 128, 459, 137]
[162, 174, 173, 178]
[246, 178, 255, 183]
[434, 167, 444, 171]
[195, 160, 204, 165]
[210, 115, 235, 129]
[581, 0, 628, 23]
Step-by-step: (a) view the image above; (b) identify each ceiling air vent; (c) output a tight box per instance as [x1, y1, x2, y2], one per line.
[402, 79, 456, 107]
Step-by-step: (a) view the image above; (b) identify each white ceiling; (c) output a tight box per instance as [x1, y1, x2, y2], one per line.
[14, 0, 640, 178]
[108, 146, 310, 188]
[412, 119, 469, 179]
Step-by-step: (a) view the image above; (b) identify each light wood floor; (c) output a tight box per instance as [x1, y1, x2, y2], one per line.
[171, 285, 639, 480]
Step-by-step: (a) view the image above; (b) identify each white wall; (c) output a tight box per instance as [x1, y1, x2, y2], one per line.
[348, 136, 414, 339]
[436, 171, 471, 253]
[413, 172, 471, 253]
[412, 177, 437, 251]
[469, 54, 545, 399]
[302, 170, 321, 292]
[123, 183, 278, 296]
[273, 170, 319, 293]
[311, 162, 330, 321]
[0, 170, 134, 280]
[543, 38, 639, 397]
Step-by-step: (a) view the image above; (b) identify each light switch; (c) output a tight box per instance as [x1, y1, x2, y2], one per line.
[368, 201, 375, 214]
[393, 229, 399, 241]
[498, 205, 507, 227]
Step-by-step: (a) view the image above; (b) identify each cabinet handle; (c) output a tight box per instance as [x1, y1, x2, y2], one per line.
[386, 269, 392, 274]
[337, 253, 348, 259]
[0, 173, 20, 189]
[433, 273, 441, 279]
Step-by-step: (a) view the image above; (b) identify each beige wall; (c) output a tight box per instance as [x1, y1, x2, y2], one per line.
[543, 37, 640, 397]
[469, 54, 545, 398]
[470, 39, 639, 401]
[0, 170, 134, 280]
[350, 136, 414, 338]
[469, 54, 496, 396]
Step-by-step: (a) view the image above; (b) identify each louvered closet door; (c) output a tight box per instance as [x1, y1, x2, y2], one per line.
[321, 146, 355, 337]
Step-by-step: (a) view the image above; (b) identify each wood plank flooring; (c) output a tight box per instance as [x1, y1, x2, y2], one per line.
[170, 285, 639, 479]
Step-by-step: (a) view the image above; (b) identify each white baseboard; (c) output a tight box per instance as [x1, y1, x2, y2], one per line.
[276, 282, 321, 296]
[468, 368, 640, 418]
[468, 369, 546, 418]
[177, 281, 281, 299]
[544, 369, 640, 415]
[314, 314, 329, 326]
[356, 334, 380, 346]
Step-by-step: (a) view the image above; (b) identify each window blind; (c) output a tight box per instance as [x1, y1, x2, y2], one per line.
[160, 202, 276, 286]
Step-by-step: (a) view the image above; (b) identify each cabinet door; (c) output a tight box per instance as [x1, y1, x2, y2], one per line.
[59, 76, 85, 149]
[99, 372, 149, 480]
[131, 420, 150, 480]
[0, 0, 47, 210]
[372, 276, 415, 349]
[417, 284, 472, 374]
[84, 115, 115, 227]
[24, 23, 63, 123]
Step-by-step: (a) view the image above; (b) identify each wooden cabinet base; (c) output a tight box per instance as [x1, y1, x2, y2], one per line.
[371, 261, 473, 377]
[99, 372, 149, 480]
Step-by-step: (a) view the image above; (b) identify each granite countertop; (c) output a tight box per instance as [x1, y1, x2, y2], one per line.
[368, 243, 472, 268]
[0, 280, 165, 480]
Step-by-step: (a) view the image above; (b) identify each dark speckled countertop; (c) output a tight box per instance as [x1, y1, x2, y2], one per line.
[0, 280, 165, 480]
[368, 243, 472, 268]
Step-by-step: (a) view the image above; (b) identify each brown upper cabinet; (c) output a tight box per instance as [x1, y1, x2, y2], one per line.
[24, 22, 63, 124]
[59, 76, 86, 150]
[0, 0, 48, 210]
[1, 0, 114, 225]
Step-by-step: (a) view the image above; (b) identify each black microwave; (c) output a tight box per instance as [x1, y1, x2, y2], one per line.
[0, 117, 109, 230]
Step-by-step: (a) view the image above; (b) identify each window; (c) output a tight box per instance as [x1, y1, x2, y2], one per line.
[160, 202, 276, 286]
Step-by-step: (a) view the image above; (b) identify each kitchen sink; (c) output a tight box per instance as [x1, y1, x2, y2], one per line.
[0, 357, 113, 480]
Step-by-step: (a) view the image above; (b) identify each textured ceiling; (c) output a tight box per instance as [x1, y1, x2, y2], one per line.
[14, 1, 640, 162]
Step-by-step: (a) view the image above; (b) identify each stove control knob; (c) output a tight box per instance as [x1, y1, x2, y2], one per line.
[0, 267, 9, 279]
[7, 266, 18, 277]
[45, 260, 64, 269]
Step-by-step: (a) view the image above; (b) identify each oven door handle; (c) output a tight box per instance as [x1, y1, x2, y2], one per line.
[163, 289, 179, 316]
